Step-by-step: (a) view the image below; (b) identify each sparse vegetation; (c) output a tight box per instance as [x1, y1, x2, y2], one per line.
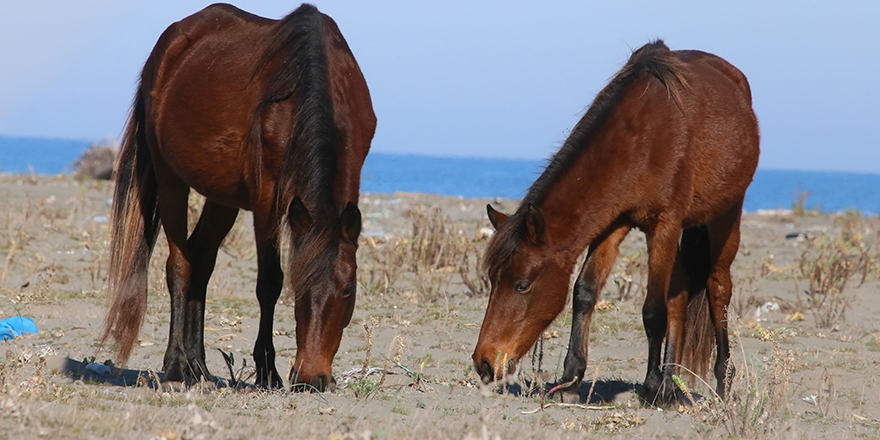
[791, 185, 816, 216]
[795, 231, 869, 328]
[0, 177, 878, 438]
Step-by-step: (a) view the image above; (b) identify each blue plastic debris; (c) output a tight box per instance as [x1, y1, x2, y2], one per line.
[0, 316, 38, 340]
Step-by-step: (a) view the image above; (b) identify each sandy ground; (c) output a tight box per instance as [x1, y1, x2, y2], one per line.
[0, 174, 878, 439]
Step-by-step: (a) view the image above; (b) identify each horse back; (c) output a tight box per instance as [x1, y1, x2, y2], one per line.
[142, 5, 277, 208]
[138, 5, 375, 211]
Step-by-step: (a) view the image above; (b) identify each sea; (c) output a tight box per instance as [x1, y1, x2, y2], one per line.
[1, 136, 878, 215]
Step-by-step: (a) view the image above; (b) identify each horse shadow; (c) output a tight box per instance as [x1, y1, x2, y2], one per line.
[46, 355, 239, 390]
[500, 378, 641, 405]
[501, 377, 710, 407]
[48, 356, 701, 405]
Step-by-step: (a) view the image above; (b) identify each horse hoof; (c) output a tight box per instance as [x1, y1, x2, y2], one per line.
[161, 364, 186, 383]
[256, 376, 284, 390]
[158, 380, 188, 393]
[642, 377, 677, 406]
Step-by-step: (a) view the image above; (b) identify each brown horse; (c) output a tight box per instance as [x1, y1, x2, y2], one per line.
[473, 40, 759, 404]
[100, 4, 376, 392]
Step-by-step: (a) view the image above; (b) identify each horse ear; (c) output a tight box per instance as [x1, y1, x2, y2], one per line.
[486, 204, 509, 230]
[288, 196, 313, 237]
[340, 202, 362, 244]
[524, 204, 545, 244]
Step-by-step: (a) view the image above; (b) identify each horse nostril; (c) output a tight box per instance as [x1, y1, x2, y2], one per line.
[477, 359, 494, 384]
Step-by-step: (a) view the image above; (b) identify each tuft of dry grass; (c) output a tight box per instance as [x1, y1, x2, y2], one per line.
[796, 234, 859, 328]
[682, 322, 799, 437]
[610, 250, 647, 302]
[791, 186, 816, 216]
[359, 236, 407, 296]
[358, 205, 489, 303]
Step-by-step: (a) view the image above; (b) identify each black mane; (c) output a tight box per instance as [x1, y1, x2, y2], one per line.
[252, 4, 342, 296]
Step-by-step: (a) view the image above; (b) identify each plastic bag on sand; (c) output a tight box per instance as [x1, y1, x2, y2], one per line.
[0, 316, 38, 341]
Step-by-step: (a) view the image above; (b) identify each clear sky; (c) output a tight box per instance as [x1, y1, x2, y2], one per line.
[1, 1, 877, 173]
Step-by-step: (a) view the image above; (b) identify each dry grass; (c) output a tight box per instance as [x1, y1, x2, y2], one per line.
[795, 233, 863, 328]
[359, 237, 407, 296]
[710, 325, 798, 437]
[358, 205, 488, 303]
[610, 250, 647, 302]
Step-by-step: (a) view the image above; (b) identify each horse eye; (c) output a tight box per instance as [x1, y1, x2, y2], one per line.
[514, 280, 531, 293]
[341, 284, 356, 298]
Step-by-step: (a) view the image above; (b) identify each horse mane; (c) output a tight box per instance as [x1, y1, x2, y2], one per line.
[251, 4, 341, 297]
[484, 39, 689, 281]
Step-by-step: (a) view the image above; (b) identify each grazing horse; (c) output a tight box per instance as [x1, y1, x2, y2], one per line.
[472, 40, 759, 404]
[101, 3, 376, 392]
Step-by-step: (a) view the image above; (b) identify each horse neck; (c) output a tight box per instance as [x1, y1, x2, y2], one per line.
[536, 126, 636, 262]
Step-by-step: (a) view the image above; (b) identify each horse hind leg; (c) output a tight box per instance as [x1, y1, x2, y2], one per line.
[659, 245, 690, 402]
[154, 175, 193, 384]
[704, 204, 744, 399]
[670, 225, 714, 399]
[641, 220, 683, 405]
[181, 200, 239, 382]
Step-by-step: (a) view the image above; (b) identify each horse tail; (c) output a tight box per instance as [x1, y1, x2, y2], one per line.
[100, 85, 160, 365]
[680, 225, 716, 381]
[255, 4, 339, 295]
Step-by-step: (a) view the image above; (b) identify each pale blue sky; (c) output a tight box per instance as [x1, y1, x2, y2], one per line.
[1, 1, 877, 173]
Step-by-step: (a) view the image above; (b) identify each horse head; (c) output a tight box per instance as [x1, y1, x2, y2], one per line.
[473, 204, 572, 383]
[286, 197, 361, 391]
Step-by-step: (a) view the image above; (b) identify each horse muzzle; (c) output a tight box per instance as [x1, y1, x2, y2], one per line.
[289, 367, 337, 392]
[473, 354, 516, 384]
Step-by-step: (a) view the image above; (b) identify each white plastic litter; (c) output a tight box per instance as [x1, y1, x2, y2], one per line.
[85, 362, 111, 376]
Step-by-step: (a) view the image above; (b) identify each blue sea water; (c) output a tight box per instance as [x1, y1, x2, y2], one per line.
[361, 153, 880, 215]
[0, 136, 91, 175]
[2, 137, 878, 215]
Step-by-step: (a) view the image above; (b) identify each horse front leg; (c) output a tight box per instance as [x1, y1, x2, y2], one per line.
[252, 238, 284, 388]
[705, 205, 743, 399]
[561, 225, 629, 394]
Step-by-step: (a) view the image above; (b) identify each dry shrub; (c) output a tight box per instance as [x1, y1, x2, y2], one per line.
[409, 206, 462, 271]
[408, 206, 467, 303]
[610, 250, 647, 302]
[790, 186, 816, 216]
[359, 236, 407, 296]
[460, 240, 489, 296]
[74, 142, 118, 180]
[796, 233, 867, 328]
[833, 210, 879, 284]
[359, 205, 490, 302]
[700, 326, 797, 437]
[730, 274, 761, 324]
[186, 192, 205, 233]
